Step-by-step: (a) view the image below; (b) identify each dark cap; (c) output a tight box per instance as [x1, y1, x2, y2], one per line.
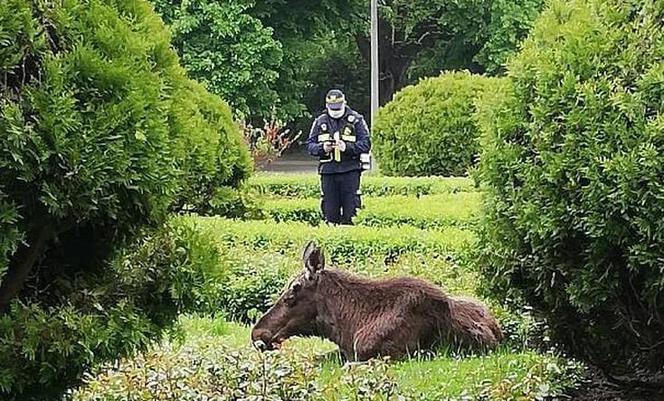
[325, 89, 346, 111]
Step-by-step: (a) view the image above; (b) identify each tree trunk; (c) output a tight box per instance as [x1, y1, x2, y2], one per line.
[355, 21, 414, 108]
[0, 223, 54, 311]
[379, 56, 410, 106]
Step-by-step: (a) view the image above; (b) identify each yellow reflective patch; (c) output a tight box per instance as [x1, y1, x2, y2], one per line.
[318, 134, 331, 142]
[342, 135, 356, 142]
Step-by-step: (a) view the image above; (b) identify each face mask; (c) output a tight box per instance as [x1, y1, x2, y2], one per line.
[327, 106, 345, 119]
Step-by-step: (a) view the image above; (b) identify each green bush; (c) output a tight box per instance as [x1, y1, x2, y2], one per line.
[373, 71, 501, 176]
[261, 193, 481, 229]
[249, 173, 475, 198]
[477, 0, 664, 376]
[0, 218, 223, 398]
[0, 0, 249, 398]
[169, 81, 252, 215]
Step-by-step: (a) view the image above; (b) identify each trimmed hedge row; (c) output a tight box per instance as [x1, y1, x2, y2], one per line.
[194, 217, 477, 323]
[261, 193, 481, 229]
[215, 247, 479, 324]
[196, 218, 475, 266]
[249, 173, 475, 198]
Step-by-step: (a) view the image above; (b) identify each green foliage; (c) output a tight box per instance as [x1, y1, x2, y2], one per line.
[68, 319, 583, 401]
[299, 34, 370, 130]
[477, 0, 664, 376]
[0, 0, 249, 398]
[247, 0, 364, 121]
[68, 337, 320, 401]
[249, 173, 476, 198]
[473, 0, 545, 74]
[261, 193, 480, 229]
[152, 0, 283, 121]
[169, 80, 252, 215]
[374, 72, 501, 176]
[219, 252, 292, 323]
[0, 218, 223, 399]
[404, 0, 544, 78]
[198, 217, 475, 266]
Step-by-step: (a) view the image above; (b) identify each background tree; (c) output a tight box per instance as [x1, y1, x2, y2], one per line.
[149, 0, 544, 126]
[354, 0, 544, 105]
[152, 0, 283, 121]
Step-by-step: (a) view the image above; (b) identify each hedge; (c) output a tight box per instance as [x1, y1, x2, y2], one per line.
[261, 193, 481, 229]
[197, 218, 475, 266]
[249, 173, 475, 198]
[0, 0, 249, 398]
[192, 217, 478, 324]
[373, 71, 501, 176]
[476, 0, 664, 377]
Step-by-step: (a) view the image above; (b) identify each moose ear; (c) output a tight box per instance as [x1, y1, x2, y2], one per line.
[302, 240, 325, 277]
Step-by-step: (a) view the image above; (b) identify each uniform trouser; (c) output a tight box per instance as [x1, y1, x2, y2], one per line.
[320, 170, 361, 225]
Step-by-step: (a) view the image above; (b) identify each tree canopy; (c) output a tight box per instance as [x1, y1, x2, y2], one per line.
[151, 0, 545, 124]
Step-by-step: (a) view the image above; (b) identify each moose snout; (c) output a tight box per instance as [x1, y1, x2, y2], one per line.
[251, 328, 274, 352]
[253, 340, 267, 351]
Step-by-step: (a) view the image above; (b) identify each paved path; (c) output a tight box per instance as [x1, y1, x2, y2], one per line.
[257, 148, 318, 174]
[257, 147, 379, 174]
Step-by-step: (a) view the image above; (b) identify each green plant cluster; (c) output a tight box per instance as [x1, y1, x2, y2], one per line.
[476, 0, 664, 376]
[217, 251, 293, 323]
[261, 193, 481, 229]
[67, 340, 320, 401]
[250, 173, 476, 198]
[0, 0, 249, 398]
[67, 318, 583, 401]
[0, 218, 223, 398]
[373, 71, 502, 177]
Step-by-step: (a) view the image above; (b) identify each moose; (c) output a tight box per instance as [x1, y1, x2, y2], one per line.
[251, 242, 502, 361]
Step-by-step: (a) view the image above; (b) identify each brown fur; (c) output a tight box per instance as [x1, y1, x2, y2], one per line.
[251, 242, 502, 361]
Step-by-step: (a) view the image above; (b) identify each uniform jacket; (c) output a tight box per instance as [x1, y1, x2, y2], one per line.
[306, 108, 371, 174]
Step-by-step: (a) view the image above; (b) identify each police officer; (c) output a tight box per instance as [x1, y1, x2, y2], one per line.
[306, 89, 371, 225]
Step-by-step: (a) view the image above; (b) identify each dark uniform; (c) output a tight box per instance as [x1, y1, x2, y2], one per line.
[306, 103, 371, 225]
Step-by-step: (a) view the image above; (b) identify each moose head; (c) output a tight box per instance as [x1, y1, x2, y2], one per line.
[251, 241, 326, 352]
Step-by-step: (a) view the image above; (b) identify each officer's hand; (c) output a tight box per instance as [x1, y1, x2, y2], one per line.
[335, 139, 347, 152]
[323, 142, 335, 153]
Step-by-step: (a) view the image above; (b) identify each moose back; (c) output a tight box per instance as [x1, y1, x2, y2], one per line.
[251, 242, 502, 361]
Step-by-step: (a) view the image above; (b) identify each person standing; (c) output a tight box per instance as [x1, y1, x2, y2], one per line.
[306, 89, 371, 225]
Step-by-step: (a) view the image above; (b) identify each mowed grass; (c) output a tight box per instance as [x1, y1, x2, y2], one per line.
[69, 173, 584, 400]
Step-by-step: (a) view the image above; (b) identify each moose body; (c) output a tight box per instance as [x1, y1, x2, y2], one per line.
[251, 242, 502, 361]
